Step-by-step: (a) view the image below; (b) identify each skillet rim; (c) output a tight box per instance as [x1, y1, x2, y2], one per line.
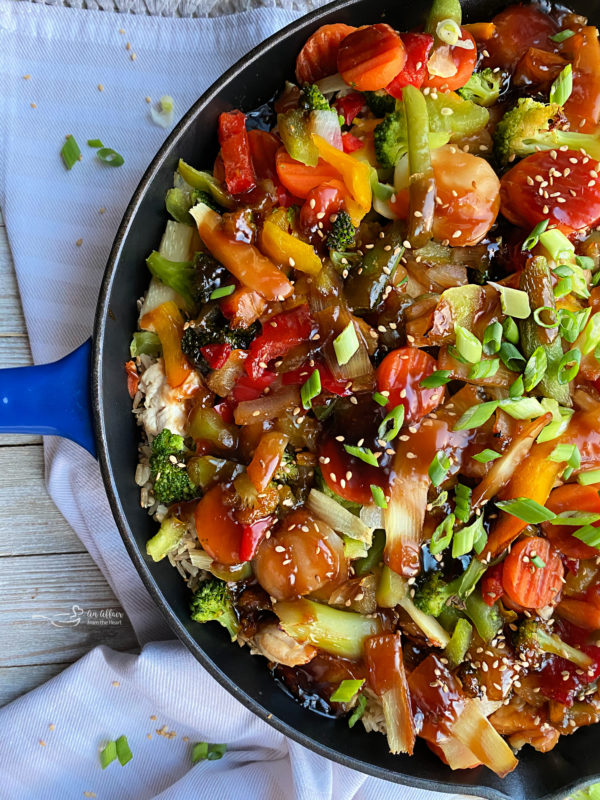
[91, 1, 600, 796]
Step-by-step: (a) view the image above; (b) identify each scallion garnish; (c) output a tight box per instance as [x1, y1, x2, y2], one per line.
[455, 325, 482, 363]
[472, 449, 501, 463]
[531, 554, 546, 569]
[428, 450, 451, 487]
[550, 29, 575, 42]
[468, 358, 500, 380]
[549, 63, 573, 105]
[558, 307, 591, 343]
[491, 283, 531, 319]
[344, 444, 379, 467]
[333, 321, 359, 366]
[579, 313, 600, 354]
[577, 469, 600, 486]
[554, 276, 573, 298]
[87, 138, 104, 147]
[115, 735, 133, 766]
[378, 404, 405, 442]
[532, 306, 557, 329]
[548, 443, 581, 477]
[430, 490, 449, 509]
[573, 525, 600, 550]
[370, 484, 388, 509]
[575, 255, 595, 270]
[372, 391, 388, 406]
[552, 510, 600, 526]
[420, 369, 452, 388]
[192, 742, 227, 763]
[502, 316, 520, 345]
[509, 374, 525, 398]
[452, 514, 486, 558]
[61, 134, 81, 170]
[553, 264, 574, 278]
[97, 147, 125, 167]
[557, 348, 581, 384]
[454, 483, 471, 523]
[453, 400, 498, 431]
[330, 678, 365, 703]
[523, 345, 547, 391]
[209, 285, 235, 300]
[540, 227, 575, 261]
[429, 513, 455, 555]
[300, 369, 321, 410]
[498, 341, 526, 372]
[496, 497, 556, 523]
[522, 218, 549, 251]
[499, 396, 545, 420]
[348, 694, 367, 728]
[100, 740, 117, 769]
[482, 321, 503, 355]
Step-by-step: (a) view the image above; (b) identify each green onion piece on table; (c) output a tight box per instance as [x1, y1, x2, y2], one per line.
[61, 135, 81, 170]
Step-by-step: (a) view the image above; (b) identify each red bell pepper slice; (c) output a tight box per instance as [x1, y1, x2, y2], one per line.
[218, 110, 257, 195]
[231, 371, 277, 404]
[245, 305, 317, 380]
[538, 645, 600, 706]
[386, 32, 434, 99]
[481, 563, 504, 607]
[213, 401, 234, 423]
[342, 132, 364, 153]
[334, 92, 365, 126]
[200, 343, 232, 370]
[240, 516, 274, 562]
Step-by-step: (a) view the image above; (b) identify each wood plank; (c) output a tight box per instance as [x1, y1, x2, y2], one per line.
[0, 445, 84, 556]
[0, 662, 70, 708]
[0, 553, 138, 667]
[0, 217, 26, 336]
[0, 334, 31, 367]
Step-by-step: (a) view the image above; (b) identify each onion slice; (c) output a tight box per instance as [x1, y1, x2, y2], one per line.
[307, 489, 373, 543]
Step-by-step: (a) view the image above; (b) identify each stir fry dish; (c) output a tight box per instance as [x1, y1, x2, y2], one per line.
[128, 0, 600, 775]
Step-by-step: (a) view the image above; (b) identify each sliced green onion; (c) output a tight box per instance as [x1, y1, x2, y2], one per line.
[378, 404, 405, 442]
[334, 322, 359, 366]
[348, 694, 368, 728]
[533, 306, 557, 328]
[502, 317, 519, 344]
[553, 264, 574, 278]
[579, 313, 600, 355]
[483, 321, 503, 355]
[536, 402, 574, 443]
[539, 227, 574, 262]
[577, 469, 600, 486]
[548, 443, 581, 472]
[344, 444, 379, 467]
[60, 134, 81, 170]
[87, 138, 104, 148]
[455, 325, 482, 363]
[370, 484, 388, 509]
[330, 678, 365, 703]
[300, 369, 321, 410]
[97, 147, 125, 167]
[436, 17, 461, 45]
[531, 555, 546, 569]
[473, 449, 501, 463]
[576, 255, 595, 270]
[373, 391, 388, 406]
[523, 345, 547, 391]
[430, 490, 449, 509]
[550, 29, 575, 42]
[115, 735, 132, 766]
[209, 285, 235, 300]
[557, 347, 581, 384]
[495, 497, 555, 524]
[468, 358, 500, 380]
[454, 482, 472, 523]
[447, 344, 469, 364]
[509, 374, 525, 398]
[499, 396, 546, 420]
[499, 342, 526, 372]
[420, 369, 452, 388]
[428, 450, 451, 487]
[453, 401, 498, 431]
[208, 743, 227, 761]
[191, 742, 209, 763]
[558, 307, 591, 343]
[429, 513, 455, 555]
[452, 514, 486, 558]
[458, 556, 488, 597]
[549, 63, 573, 106]
[522, 218, 549, 251]
[489, 283, 531, 319]
[573, 525, 600, 549]
[100, 740, 117, 769]
[553, 510, 600, 526]
[554, 276, 573, 299]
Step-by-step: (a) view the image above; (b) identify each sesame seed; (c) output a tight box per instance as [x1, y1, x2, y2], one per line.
[131, 53, 137, 61]
[440, 107, 453, 116]
[98, 84, 104, 92]
[288, 257, 295, 267]
[39, 740, 46, 747]
[76, 238, 83, 247]
[452, 230, 461, 239]
[542, 205, 549, 214]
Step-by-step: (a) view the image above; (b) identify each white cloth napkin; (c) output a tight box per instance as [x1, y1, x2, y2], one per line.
[0, 2, 472, 797]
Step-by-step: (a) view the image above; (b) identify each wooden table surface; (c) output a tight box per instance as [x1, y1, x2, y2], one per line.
[0, 210, 137, 707]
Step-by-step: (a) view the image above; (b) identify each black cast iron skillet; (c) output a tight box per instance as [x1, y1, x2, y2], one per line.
[2, 0, 600, 796]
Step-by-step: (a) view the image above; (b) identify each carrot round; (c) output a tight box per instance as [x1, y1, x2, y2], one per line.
[337, 24, 407, 91]
[296, 23, 356, 84]
[556, 597, 600, 630]
[275, 148, 339, 198]
[502, 536, 564, 609]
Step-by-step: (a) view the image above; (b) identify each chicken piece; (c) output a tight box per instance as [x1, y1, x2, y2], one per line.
[508, 725, 560, 753]
[253, 623, 317, 667]
[489, 694, 546, 734]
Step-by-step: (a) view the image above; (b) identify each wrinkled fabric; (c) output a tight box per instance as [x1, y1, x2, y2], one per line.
[0, 2, 474, 797]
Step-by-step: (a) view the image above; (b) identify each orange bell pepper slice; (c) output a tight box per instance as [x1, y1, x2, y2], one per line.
[260, 218, 322, 276]
[311, 134, 372, 223]
[139, 300, 192, 388]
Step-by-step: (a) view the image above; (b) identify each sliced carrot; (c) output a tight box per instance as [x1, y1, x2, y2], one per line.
[275, 148, 339, 198]
[556, 597, 600, 630]
[502, 537, 564, 610]
[296, 23, 356, 84]
[543, 483, 600, 560]
[337, 24, 407, 91]
[220, 285, 266, 329]
[247, 431, 289, 492]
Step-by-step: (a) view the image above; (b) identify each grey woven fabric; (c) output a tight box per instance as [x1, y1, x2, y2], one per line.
[15, 0, 326, 18]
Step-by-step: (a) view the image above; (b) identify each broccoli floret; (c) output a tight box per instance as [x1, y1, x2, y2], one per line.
[190, 578, 239, 641]
[150, 429, 200, 505]
[181, 305, 260, 372]
[273, 449, 300, 485]
[146, 516, 187, 562]
[326, 210, 357, 251]
[413, 573, 459, 617]
[515, 618, 594, 670]
[363, 90, 396, 118]
[457, 68, 502, 107]
[493, 97, 600, 165]
[301, 83, 330, 111]
[374, 110, 409, 169]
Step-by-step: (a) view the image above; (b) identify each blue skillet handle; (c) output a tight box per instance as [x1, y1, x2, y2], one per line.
[0, 339, 96, 457]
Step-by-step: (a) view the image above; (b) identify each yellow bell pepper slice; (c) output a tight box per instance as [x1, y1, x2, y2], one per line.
[311, 134, 372, 223]
[260, 219, 322, 276]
